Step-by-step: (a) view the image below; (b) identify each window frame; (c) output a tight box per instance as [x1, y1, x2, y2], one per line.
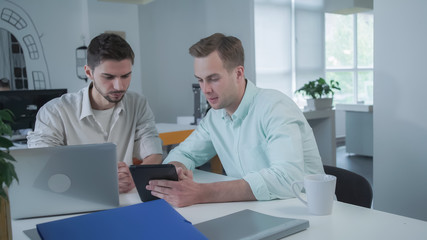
[325, 12, 374, 104]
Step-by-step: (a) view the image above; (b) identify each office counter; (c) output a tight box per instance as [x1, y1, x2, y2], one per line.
[336, 104, 373, 156]
[12, 170, 427, 240]
[303, 109, 336, 166]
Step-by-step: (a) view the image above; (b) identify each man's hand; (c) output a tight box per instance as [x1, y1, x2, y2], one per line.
[146, 167, 202, 207]
[146, 161, 256, 207]
[118, 161, 135, 193]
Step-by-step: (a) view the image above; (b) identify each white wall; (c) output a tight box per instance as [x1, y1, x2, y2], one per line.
[86, 0, 143, 94]
[374, 0, 427, 221]
[139, 0, 255, 123]
[205, 0, 256, 81]
[138, 0, 205, 124]
[3, 0, 142, 94]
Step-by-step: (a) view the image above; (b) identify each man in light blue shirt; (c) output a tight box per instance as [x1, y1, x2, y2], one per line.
[147, 33, 324, 207]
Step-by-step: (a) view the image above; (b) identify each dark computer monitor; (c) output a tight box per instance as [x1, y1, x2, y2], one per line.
[0, 89, 67, 131]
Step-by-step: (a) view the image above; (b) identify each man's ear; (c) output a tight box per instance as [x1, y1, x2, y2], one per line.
[235, 66, 245, 82]
[84, 65, 94, 80]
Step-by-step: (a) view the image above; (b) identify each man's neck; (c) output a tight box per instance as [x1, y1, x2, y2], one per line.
[225, 79, 247, 116]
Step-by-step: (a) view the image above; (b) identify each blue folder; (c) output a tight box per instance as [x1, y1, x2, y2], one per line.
[36, 199, 207, 240]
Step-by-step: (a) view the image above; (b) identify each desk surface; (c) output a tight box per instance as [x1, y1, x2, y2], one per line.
[12, 170, 427, 240]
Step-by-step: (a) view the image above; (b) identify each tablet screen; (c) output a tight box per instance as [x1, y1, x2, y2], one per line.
[129, 164, 178, 202]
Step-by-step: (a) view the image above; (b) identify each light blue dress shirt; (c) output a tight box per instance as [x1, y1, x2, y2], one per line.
[164, 80, 324, 200]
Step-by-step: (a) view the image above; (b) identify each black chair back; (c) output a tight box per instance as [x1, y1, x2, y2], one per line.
[323, 165, 373, 208]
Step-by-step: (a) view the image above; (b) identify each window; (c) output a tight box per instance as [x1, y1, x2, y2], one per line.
[325, 13, 374, 104]
[255, 2, 373, 106]
[255, 0, 292, 97]
[255, 0, 325, 107]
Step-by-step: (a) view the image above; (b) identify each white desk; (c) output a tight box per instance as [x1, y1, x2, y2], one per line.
[12, 170, 427, 240]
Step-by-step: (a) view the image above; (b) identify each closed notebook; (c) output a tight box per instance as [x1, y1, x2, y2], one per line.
[194, 209, 309, 240]
[36, 199, 207, 240]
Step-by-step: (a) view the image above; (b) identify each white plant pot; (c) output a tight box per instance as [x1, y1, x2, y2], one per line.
[306, 98, 333, 111]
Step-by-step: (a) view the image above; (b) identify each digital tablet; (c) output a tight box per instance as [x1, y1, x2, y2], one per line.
[129, 164, 178, 202]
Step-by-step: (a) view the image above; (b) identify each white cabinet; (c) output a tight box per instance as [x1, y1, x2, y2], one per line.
[336, 104, 373, 157]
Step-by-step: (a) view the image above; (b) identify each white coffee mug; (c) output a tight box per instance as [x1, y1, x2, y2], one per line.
[291, 174, 337, 215]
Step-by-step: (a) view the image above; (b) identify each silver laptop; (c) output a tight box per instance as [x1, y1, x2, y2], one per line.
[8, 143, 119, 219]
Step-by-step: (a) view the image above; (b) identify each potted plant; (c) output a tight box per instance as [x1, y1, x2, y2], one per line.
[295, 77, 341, 111]
[0, 109, 18, 240]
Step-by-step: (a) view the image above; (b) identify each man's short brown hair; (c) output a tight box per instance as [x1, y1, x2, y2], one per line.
[189, 33, 244, 71]
[87, 33, 135, 70]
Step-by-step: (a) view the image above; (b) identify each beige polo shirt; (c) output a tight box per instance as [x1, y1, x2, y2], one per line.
[27, 84, 162, 165]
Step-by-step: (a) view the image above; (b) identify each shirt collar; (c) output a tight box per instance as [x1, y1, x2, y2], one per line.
[222, 79, 258, 122]
[80, 83, 125, 120]
[80, 84, 94, 120]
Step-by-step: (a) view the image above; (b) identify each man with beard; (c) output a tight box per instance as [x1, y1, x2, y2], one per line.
[27, 33, 162, 193]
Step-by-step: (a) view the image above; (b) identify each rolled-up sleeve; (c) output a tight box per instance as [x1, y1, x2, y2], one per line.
[242, 122, 306, 200]
[27, 102, 65, 148]
[133, 102, 162, 159]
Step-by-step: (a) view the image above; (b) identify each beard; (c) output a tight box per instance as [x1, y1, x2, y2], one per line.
[93, 81, 126, 103]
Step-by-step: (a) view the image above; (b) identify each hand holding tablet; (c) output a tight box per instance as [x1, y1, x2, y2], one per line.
[129, 164, 178, 202]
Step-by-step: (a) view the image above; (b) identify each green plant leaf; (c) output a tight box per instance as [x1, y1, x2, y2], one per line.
[0, 136, 13, 149]
[1, 161, 18, 187]
[0, 159, 8, 182]
[295, 77, 341, 99]
[0, 188, 7, 200]
[0, 121, 12, 136]
[0, 109, 15, 123]
[0, 108, 19, 195]
[0, 151, 15, 161]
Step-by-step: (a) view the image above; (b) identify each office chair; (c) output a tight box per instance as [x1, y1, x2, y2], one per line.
[323, 165, 373, 208]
